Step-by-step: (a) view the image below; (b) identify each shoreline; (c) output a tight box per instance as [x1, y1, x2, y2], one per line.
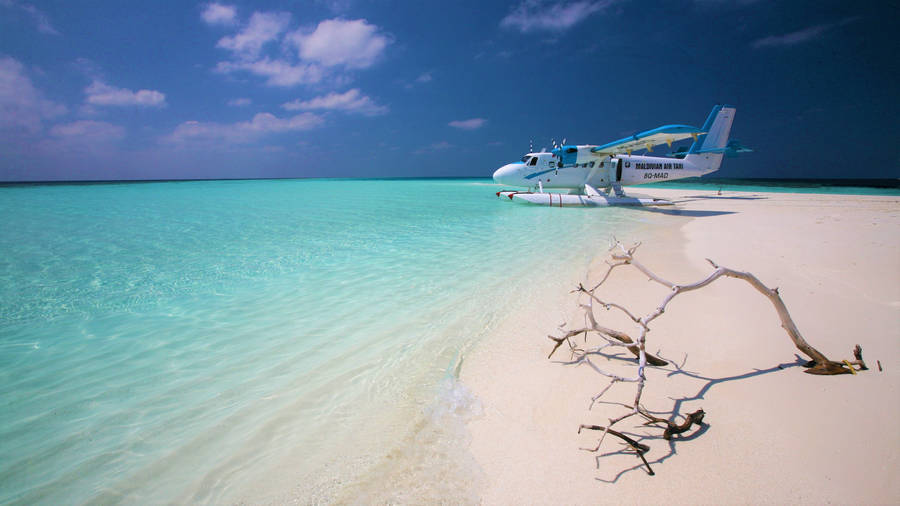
[1, 179, 654, 505]
[461, 188, 900, 504]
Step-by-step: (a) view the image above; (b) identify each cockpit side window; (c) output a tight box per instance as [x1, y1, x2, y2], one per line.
[529, 157, 538, 166]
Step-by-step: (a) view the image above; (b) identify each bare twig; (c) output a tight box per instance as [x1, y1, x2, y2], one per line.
[549, 240, 865, 477]
[640, 408, 706, 440]
[578, 424, 654, 475]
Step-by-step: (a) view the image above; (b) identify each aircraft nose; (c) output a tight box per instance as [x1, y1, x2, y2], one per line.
[492, 163, 519, 185]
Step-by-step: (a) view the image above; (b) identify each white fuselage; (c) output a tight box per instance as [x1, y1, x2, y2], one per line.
[492, 151, 720, 190]
[493, 105, 737, 193]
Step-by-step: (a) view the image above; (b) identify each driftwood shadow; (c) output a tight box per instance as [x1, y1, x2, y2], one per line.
[551, 241, 864, 484]
[588, 356, 806, 483]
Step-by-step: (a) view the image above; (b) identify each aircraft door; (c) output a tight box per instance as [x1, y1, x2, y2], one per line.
[602, 158, 622, 183]
[602, 159, 615, 185]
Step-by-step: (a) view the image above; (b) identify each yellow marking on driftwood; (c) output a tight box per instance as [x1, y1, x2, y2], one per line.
[842, 360, 857, 374]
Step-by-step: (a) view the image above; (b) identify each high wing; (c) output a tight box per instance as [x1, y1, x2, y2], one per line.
[589, 124, 705, 156]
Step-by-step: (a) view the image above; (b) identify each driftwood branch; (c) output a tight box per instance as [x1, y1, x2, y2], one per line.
[547, 322, 668, 366]
[578, 424, 654, 475]
[552, 241, 866, 477]
[640, 408, 706, 440]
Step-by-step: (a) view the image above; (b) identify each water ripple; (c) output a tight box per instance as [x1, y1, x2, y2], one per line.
[0, 179, 643, 503]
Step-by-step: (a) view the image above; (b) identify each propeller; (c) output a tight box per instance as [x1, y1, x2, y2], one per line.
[551, 137, 568, 150]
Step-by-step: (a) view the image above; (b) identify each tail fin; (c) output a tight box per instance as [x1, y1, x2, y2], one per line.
[687, 105, 722, 154]
[685, 105, 736, 174]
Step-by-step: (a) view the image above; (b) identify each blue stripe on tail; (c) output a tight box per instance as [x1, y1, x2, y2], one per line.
[687, 105, 722, 154]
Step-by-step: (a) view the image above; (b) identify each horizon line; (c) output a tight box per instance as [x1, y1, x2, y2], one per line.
[1, 176, 898, 188]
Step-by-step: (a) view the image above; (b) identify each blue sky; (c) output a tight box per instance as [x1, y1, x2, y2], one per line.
[1, 0, 897, 181]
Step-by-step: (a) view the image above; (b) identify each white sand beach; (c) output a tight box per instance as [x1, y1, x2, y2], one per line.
[462, 189, 900, 504]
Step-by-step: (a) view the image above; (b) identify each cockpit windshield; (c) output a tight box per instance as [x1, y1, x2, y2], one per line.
[521, 156, 531, 163]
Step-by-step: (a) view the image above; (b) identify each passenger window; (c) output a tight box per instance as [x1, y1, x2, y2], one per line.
[529, 157, 538, 166]
[589, 161, 595, 168]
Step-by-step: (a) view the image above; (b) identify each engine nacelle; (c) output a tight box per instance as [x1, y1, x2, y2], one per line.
[552, 145, 600, 166]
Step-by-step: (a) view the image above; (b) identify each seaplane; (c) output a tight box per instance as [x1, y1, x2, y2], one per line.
[493, 104, 750, 206]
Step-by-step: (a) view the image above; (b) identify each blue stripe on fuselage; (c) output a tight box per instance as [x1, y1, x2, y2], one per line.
[524, 167, 556, 180]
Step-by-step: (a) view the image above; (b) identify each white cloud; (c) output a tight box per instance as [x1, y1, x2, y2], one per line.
[164, 112, 323, 144]
[50, 120, 125, 141]
[85, 81, 167, 107]
[227, 97, 252, 106]
[500, 1, 611, 33]
[71, 57, 104, 80]
[217, 11, 291, 58]
[210, 13, 389, 89]
[282, 88, 387, 116]
[448, 118, 487, 130]
[0, 55, 67, 133]
[414, 141, 453, 154]
[201, 3, 237, 26]
[751, 18, 859, 49]
[216, 58, 323, 87]
[316, 0, 353, 13]
[289, 19, 390, 69]
[403, 71, 433, 89]
[752, 24, 829, 48]
[0, 0, 59, 35]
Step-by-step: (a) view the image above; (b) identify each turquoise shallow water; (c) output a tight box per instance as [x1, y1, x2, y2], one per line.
[642, 177, 900, 195]
[0, 178, 647, 503]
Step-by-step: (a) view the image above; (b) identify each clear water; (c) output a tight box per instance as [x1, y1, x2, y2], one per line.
[0, 178, 647, 504]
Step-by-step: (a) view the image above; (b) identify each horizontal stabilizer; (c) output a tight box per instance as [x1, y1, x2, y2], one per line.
[683, 139, 752, 157]
[666, 146, 691, 159]
[723, 139, 752, 157]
